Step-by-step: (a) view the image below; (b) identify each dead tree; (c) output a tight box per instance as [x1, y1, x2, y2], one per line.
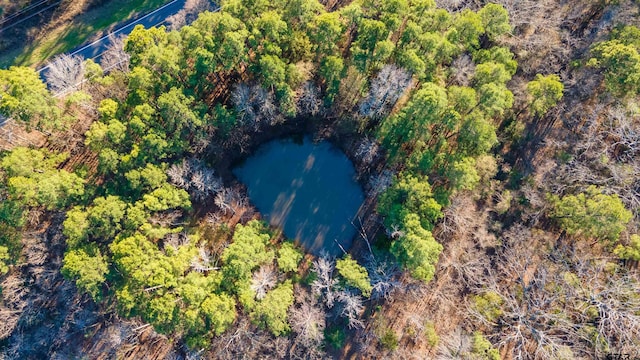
[335, 290, 365, 329]
[45, 54, 86, 94]
[354, 137, 380, 167]
[311, 253, 338, 308]
[289, 292, 326, 349]
[232, 84, 280, 130]
[449, 54, 475, 87]
[166, 158, 222, 201]
[359, 64, 412, 119]
[166, 0, 213, 30]
[251, 265, 278, 300]
[364, 253, 401, 301]
[296, 81, 322, 116]
[101, 34, 130, 73]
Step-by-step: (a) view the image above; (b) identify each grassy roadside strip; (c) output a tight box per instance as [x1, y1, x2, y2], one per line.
[4, 0, 168, 68]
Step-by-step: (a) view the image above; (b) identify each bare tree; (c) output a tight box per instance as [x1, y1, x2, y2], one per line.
[289, 291, 326, 349]
[335, 290, 365, 329]
[166, 0, 212, 30]
[296, 81, 322, 116]
[232, 84, 280, 130]
[359, 65, 412, 119]
[364, 254, 401, 301]
[101, 34, 130, 73]
[355, 137, 380, 167]
[251, 265, 278, 300]
[45, 54, 86, 94]
[368, 169, 393, 197]
[166, 158, 222, 201]
[311, 253, 338, 308]
[449, 54, 475, 87]
[191, 247, 217, 273]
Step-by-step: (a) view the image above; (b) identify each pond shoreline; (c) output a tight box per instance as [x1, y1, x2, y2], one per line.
[205, 116, 388, 260]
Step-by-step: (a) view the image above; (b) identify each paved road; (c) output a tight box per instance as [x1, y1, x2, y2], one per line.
[38, 0, 187, 72]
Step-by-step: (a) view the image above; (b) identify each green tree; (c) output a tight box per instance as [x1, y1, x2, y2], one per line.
[258, 55, 287, 90]
[478, 3, 511, 40]
[309, 12, 344, 59]
[473, 47, 517, 76]
[0, 245, 9, 275]
[474, 62, 512, 86]
[319, 55, 344, 103]
[391, 213, 443, 282]
[378, 173, 443, 230]
[222, 221, 275, 288]
[590, 38, 640, 96]
[277, 242, 303, 273]
[250, 280, 294, 336]
[61, 246, 109, 300]
[0, 66, 57, 128]
[446, 157, 481, 191]
[87, 196, 128, 241]
[336, 255, 372, 297]
[477, 83, 513, 118]
[448, 9, 484, 50]
[1, 148, 85, 210]
[351, 19, 389, 72]
[613, 234, 640, 261]
[471, 332, 501, 360]
[379, 82, 448, 160]
[201, 292, 237, 336]
[526, 74, 564, 117]
[549, 186, 632, 242]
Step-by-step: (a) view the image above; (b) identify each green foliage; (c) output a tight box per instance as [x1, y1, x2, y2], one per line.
[277, 241, 303, 273]
[310, 12, 343, 58]
[474, 62, 512, 86]
[526, 74, 564, 117]
[222, 220, 275, 288]
[424, 321, 439, 347]
[250, 280, 294, 336]
[378, 173, 442, 230]
[391, 213, 443, 282]
[200, 292, 237, 336]
[549, 186, 632, 242]
[0, 245, 9, 275]
[0, 0, 524, 348]
[473, 47, 517, 76]
[86, 196, 127, 241]
[471, 332, 501, 360]
[1, 148, 85, 210]
[477, 83, 513, 118]
[319, 55, 344, 103]
[380, 328, 399, 351]
[325, 326, 346, 349]
[590, 26, 640, 96]
[61, 246, 109, 300]
[478, 3, 511, 40]
[448, 9, 484, 50]
[0, 67, 58, 128]
[614, 234, 640, 261]
[472, 291, 504, 323]
[336, 255, 373, 297]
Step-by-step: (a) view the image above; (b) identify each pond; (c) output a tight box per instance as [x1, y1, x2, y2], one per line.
[233, 136, 365, 256]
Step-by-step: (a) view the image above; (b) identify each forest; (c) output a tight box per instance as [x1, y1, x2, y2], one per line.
[0, 0, 639, 359]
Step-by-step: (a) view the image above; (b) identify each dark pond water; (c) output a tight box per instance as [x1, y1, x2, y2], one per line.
[233, 136, 365, 256]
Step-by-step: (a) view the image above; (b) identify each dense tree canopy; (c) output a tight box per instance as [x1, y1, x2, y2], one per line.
[9, 1, 626, 358]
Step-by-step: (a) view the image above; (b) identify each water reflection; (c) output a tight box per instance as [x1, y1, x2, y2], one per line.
[233, 137, 365, 256]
